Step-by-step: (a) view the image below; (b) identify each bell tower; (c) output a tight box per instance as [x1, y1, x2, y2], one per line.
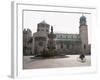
[79, 14, 88, 54]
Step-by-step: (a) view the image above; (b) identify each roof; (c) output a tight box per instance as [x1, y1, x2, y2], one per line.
[80, 15, 86, 21]
[38, 20, 49, 25]
[55, 33, 80, 42]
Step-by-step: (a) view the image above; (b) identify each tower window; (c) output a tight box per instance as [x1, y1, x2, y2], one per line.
[41, 29, 44, 31]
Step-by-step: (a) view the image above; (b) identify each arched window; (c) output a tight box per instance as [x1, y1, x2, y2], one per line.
[84, 44, 86, 49]
[60, 35, 62, 38]
[61, 43, 63, 49]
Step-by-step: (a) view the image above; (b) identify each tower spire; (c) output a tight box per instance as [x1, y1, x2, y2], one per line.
[80, 14, 87, 26]
[51, 26, 53, 33]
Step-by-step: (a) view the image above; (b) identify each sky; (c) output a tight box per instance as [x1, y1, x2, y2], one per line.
[23, 10, 91, 43]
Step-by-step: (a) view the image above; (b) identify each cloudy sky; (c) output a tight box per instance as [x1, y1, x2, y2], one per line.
[23, 10, 91, 43]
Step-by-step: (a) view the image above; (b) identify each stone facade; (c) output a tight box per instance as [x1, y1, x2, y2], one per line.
[55, 33, 81, 54]
[32, 21, 50, 56]
[23, 15, 91, 56]
[79, 15, 89, 55]
[23, 28, 32, 55]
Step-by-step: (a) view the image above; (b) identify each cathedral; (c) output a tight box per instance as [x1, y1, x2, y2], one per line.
[23, 15, 91, 56]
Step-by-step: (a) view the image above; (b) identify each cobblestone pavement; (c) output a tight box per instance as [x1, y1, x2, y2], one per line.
[23, 55, 91, 69]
